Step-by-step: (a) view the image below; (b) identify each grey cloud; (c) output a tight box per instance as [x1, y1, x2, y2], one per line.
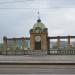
[0, 0, 75, 42]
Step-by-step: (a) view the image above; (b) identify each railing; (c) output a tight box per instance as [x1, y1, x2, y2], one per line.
[0, 48, 75, 55]
[0, 50, 32, 55]
[48, 48, 75, 55]
[0, 49, 47, 56]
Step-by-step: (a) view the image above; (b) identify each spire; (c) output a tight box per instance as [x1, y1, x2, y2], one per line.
[37, 11, 41, 22]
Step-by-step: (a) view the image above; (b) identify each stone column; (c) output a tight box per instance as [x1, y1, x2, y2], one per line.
[57, 36, 60, 48]
[47, 37, 50, 55]
[22, 37, 25, 49]
[48, 38, 50, 49]
[3, 37, 7, 50]
[41, 32, 47, 50]
[67, 35, 71, 48]
[30, 33, 35, 50]
[13, 38, 16, 50]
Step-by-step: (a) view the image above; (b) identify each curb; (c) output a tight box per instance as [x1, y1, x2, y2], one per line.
[0, 63, 75, 65]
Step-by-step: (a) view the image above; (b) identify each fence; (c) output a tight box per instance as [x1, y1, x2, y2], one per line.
[48, 48, 75, 55]
[0, 48, 75, 55]
[0, 49, 47, 56]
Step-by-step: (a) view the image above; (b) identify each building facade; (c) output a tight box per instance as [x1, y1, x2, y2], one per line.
[3, 18, 49, 50]
[30, 19, 48, 50]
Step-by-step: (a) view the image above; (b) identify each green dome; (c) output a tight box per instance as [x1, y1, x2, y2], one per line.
[33, 19, 46, 29]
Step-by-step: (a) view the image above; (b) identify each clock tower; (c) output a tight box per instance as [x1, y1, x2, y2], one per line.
[30, 18, 48, 50]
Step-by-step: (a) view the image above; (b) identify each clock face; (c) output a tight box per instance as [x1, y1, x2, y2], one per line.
[35, 36, 41, 42]
[36, 29, 40, 33]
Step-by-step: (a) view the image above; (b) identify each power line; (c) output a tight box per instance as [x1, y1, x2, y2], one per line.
[0, 1, 26, 3]
[0, 0, 39, 4]
[0, 1, 26, 4]
[0, 7, 75, 9]
[0, 0, 32, 4]
[0, 0, 66, 4]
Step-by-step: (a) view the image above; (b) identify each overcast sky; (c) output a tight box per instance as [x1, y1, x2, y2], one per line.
[0, 0, 75, 42]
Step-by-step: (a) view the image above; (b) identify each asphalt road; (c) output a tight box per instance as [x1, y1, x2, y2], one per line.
[0, 65, 75, 74]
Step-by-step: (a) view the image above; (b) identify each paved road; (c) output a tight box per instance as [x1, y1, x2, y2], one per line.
[0, 65, 75, 74]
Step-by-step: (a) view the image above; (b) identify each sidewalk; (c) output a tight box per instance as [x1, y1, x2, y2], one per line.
[0, 55, 75, 64]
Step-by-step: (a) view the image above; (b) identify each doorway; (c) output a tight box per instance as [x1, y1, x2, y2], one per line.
[35, 42, 41, 50]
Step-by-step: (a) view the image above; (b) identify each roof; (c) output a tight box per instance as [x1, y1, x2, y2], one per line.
[33, 19, 46, 29]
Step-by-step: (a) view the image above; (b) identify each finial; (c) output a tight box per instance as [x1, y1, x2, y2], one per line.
[37, 11, 40, 19]
[37, 11, 41, 22]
